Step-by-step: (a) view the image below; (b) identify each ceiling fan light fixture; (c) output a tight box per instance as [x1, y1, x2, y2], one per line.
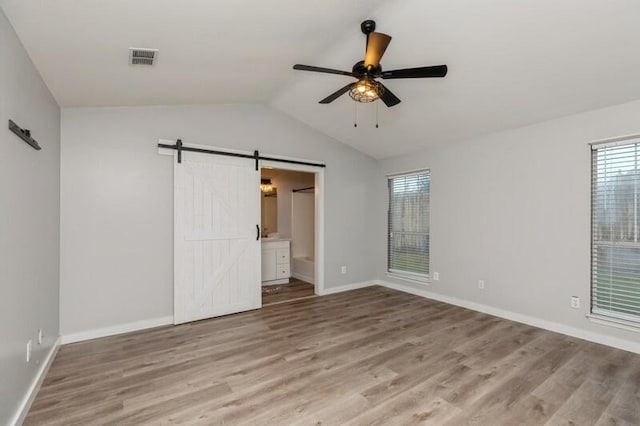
[349, 78, 383, 103]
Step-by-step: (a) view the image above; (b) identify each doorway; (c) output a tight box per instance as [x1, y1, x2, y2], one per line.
[260, 167, 318, 305]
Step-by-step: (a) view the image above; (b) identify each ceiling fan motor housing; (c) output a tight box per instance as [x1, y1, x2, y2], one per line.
[352, 60, 380, 77]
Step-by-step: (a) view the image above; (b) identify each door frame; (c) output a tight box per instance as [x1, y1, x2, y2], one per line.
[159, 140, 326, 307]
[260, 159, 325, 295]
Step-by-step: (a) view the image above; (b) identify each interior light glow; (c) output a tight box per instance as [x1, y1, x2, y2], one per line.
[349, 78, 382, 103]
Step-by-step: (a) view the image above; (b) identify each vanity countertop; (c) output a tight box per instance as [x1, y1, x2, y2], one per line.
[261, 238, 290, 243]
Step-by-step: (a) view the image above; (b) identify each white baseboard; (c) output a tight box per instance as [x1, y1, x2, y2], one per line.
[292, 272, 315, 285]
[61, 316, 174, 344]
[11, 337, 61, 426]
[317, 280, 375, 296]
[376, 280, 640, 355]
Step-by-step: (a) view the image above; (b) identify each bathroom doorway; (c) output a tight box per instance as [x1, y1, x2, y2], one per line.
[259, 165, 321, 305]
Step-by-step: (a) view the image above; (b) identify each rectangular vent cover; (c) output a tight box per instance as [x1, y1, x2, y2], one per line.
[129, 48, 158, 66]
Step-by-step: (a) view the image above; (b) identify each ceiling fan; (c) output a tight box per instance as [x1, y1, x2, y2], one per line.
[293, 20, 448, 107]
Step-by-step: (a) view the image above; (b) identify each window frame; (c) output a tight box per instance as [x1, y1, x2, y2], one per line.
[386, 169, 431, 284]
[589, 136, 640, 330]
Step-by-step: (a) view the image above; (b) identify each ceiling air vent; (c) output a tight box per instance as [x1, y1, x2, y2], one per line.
[129, 48, 158, 66]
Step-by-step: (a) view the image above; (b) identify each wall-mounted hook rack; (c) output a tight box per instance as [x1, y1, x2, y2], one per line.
[8, 120, 41, 150]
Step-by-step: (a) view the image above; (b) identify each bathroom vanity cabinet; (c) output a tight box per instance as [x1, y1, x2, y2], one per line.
[261, 239, 290, 285]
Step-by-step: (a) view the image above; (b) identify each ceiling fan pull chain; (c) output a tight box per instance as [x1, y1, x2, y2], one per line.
[376, 102, 379, 128]
[354, 102, 358, 127]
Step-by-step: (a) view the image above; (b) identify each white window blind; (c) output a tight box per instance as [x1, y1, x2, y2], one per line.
[592, 141, 640, 324]
[388, 171, 430, 279]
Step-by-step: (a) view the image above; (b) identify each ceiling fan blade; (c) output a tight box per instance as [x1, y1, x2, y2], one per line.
[319, 83, 354, 104]
[293, 64, 354, 77]
[364, 32, 392, 69]
[378, 82, 401, 108]
[381, 65, 448, 79]
[378, 83, 401, 107]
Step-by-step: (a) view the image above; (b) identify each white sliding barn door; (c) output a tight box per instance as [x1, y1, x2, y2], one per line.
[174, 151, 261, 324]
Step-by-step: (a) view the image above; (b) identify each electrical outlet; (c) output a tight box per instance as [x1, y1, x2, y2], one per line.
[571, 296, 580, 309]
[433, 272, 439, 281]
[340, 265, 347, 274]
[26, 340, 32, 363]
[38, 329, 43, 345]
[478, 280, 485, 289]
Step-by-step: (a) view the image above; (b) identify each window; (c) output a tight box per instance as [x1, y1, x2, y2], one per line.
[387, 170, 430, 281]
[591, 140, 640, 325]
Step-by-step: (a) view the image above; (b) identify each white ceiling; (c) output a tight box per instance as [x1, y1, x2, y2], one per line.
[3, 0, 640, 159]
[0, 0, 386, 106]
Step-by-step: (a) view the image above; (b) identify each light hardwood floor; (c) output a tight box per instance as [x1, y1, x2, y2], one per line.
[26, 286, 640, 425]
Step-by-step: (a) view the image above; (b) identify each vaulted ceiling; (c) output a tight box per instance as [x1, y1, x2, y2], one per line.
[3, 0, 640, 158]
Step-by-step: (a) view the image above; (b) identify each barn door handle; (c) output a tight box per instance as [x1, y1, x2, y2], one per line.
[256, 225, 260, 241]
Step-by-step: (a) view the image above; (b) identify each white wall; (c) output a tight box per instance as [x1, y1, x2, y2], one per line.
[291, 192, 315, 259]
[60, 105, 380, 336]
[378, 99, 640, 351]
[0, 8, 60, 424]
[270, 170, 314, 239]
